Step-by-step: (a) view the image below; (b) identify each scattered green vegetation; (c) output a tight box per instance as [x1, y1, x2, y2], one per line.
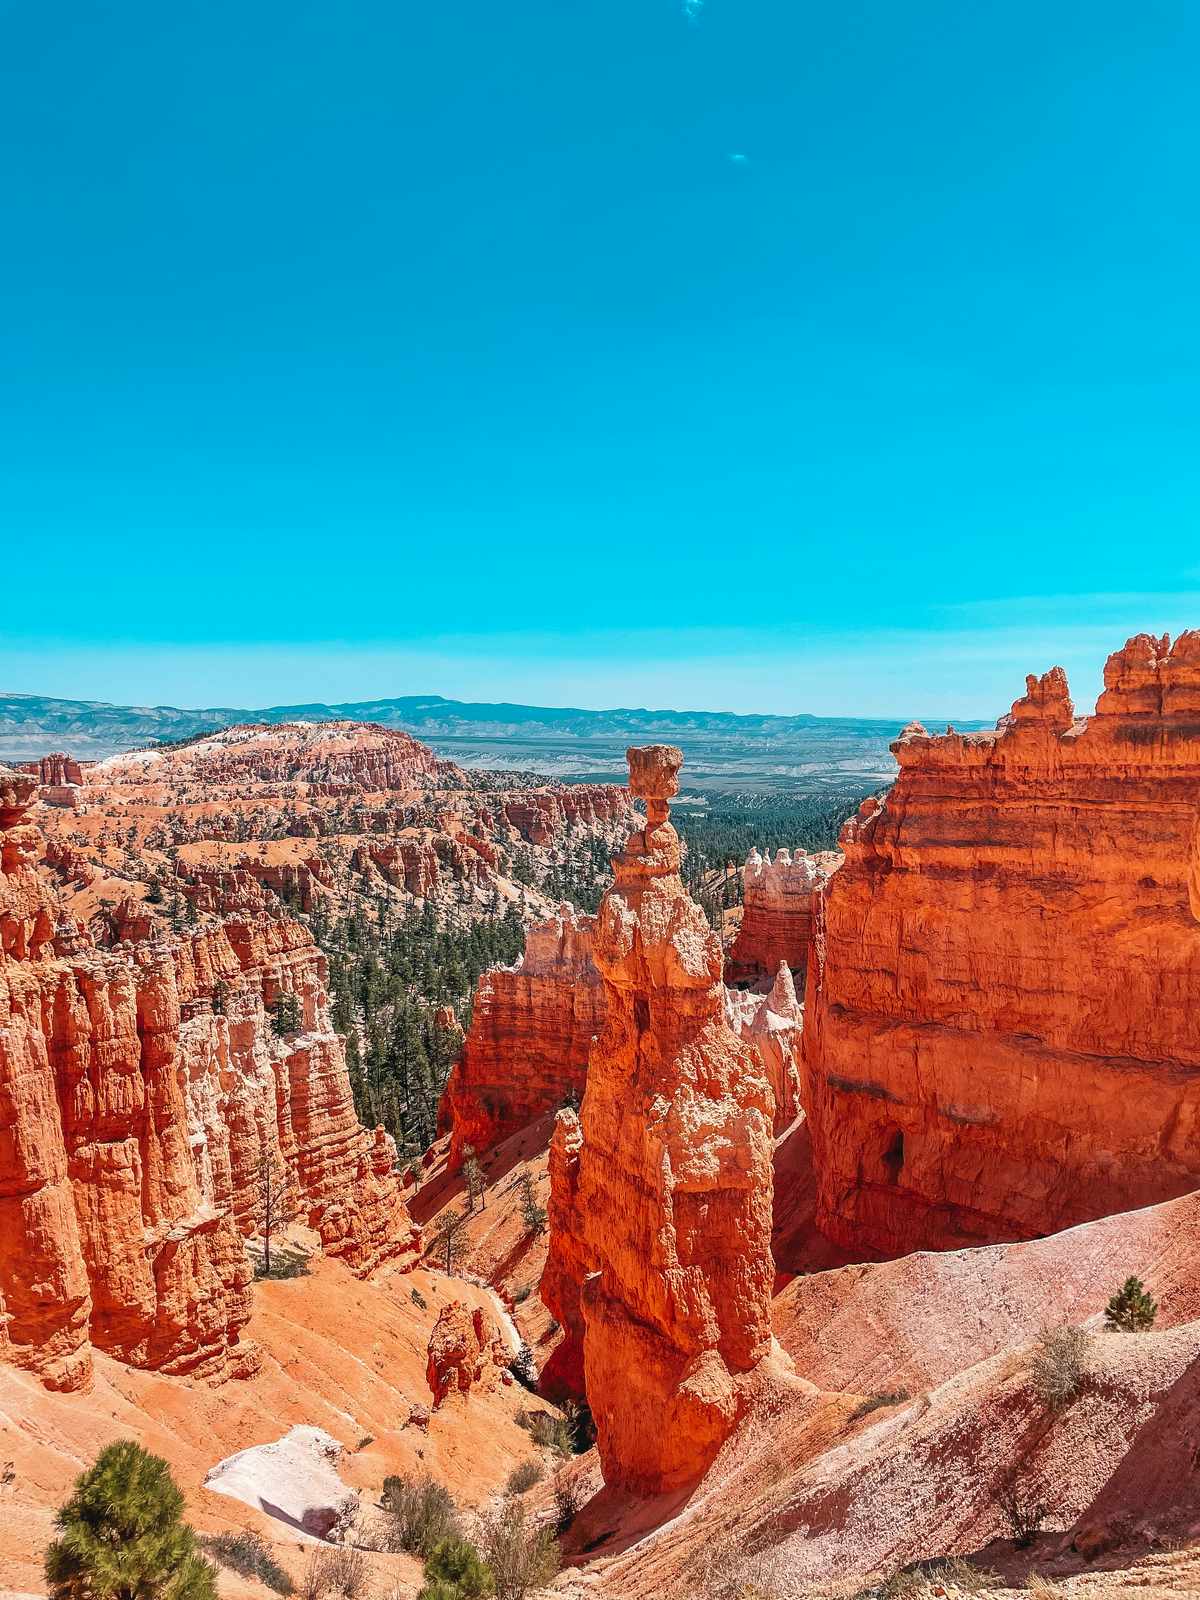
[380, 1471, 460, 1556]
[517, 1171, 547, 1237]
[202, 1530, 294, 1595]
[418, 1536, 493, 1600]
[45, 1440, 216, 1600]
[1029, 1325, 1088, 1410]
[1104, 1275, 1157, 1332]
[850, 1389, 910, 1421]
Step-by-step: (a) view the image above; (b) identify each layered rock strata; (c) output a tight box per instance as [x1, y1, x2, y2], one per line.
[725, 847, 840, 989]
[0, 765, 418, 1394]
[443, 907, 601, 1168]
[804, 632, 1200, 1257]
[544, 746, 775, 1494]
[724, 962, 803, 1133]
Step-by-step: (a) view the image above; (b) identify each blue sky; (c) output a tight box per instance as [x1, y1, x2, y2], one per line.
[2, 0, 1199, 718]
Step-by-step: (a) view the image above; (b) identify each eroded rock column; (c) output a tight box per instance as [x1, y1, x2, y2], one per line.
[552, 745, 775, 1494]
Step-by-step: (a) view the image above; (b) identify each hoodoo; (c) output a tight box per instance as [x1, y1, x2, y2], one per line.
[725, 846, 840, 989]
[547, 745, 776, 1494]
[0, 761, 419, 1394]
[804, 632, 1200, 1257]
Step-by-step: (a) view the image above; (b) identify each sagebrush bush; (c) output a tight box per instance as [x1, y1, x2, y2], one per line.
[506, 1459, 544, 1495]
[299, 1546, 367, 1600]
[1029, 1325, 1088, 1411]
[381, 1472, 459, 1556]
[203, 1530, 294, 1595]
[477, 1500, 558, 1600]
[1000, 1484, 1047, 1548]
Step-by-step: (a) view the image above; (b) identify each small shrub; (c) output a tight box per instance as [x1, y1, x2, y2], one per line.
[519, 1409, 573, 1457]
[871, 1557, 1000, 1599]
[850, 1389, 910, 1421]
[553, 1479, 581, 1536]
[506, 1459, 544, 1495]
[1000, 1484, 1047, 1548]
[1104, 1275, 1157, 1333]
[203, 1530, 294, 1595]
[419, 1536, 492, 1600]
[1029, 1325, 1088, 1411]
[45, 1440, 216, 1600]
[355, 1436, 374, 1452]
[381, 1471, 459, 1556]
[512, 1285, 532, 1305]
[411, 1286, 428, 1310]
[517, 1172, 547, 1237]
[509, 1341, 538, 1389]
[477, 1499, 559, 1600]
[299, 1546, 367, 1600]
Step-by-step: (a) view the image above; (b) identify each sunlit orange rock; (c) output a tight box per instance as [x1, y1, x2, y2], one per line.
[426, 1298, 510, 1408]
[551, 746, 775, 1494]
[804, 632, 1200, 1257]
[0, 762, 420, 1394]
[726, 847, 840, 989]
[442, 907, 601, 1168]
[724, 961, 803, 1133]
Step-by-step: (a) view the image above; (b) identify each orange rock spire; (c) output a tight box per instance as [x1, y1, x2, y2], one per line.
[549, 745, 775, 1493]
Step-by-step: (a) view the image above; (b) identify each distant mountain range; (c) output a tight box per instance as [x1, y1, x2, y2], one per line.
[0, 691, 995, 791]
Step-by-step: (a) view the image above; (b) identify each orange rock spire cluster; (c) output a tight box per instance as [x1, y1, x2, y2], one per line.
[803, 632, 1200, 1256]
[0, 762, 419, 1393]
[725, 845, 840, 989]
[544, 746, 775, 1493]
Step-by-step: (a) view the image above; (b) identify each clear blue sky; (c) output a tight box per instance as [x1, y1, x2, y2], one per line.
[3, 1, 1198, 718]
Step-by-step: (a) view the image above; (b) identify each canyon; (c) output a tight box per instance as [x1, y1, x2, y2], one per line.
[6, 637, 1200, 1598]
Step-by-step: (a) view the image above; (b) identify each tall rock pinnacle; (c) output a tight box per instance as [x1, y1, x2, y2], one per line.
[550, 745, 775, 1493]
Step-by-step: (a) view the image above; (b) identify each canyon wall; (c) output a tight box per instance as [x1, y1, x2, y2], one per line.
[442, 907, 602, 1169]
[803, 632, 1200, 1257]
[0, 765, 418, 1394]
[545, 746, 775, 1494]
[725, 847, 840, 989]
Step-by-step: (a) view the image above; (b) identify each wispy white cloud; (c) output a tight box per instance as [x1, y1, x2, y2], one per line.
[727, 152, 747, 164]
[682, 0, 704, 21]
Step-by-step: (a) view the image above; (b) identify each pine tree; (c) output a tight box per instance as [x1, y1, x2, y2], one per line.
[45, 1440, 216, 1600]
[1104, 1275, 1157, 1332]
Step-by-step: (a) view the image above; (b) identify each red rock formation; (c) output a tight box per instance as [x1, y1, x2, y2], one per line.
[804, 632, 1200, 1258]
[724, 962, 802, 1133]
[425, 1299, 510, 1408]
[548, 746, 775, 1494]
[497, 787, 629, 845]
[0, 763, 420, 1394]
[351, 833, 492, 899]
[539, 1106, 587, 1397]
[0, 766, 254, 1391]
[725, 847, 840, 989]
[94, 722, 456, 793]
[442, 907, 601, 1168]
[18, 753, 84, 787]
